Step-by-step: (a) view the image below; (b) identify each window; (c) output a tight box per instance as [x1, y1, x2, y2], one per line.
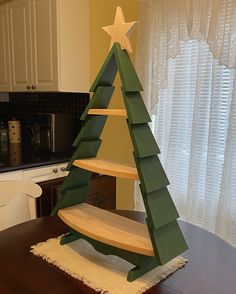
[151, 39, 236, 242]
[135, 0, 236, 246]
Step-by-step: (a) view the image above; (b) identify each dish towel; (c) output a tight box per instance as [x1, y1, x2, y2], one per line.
[31, 236, 187, 294]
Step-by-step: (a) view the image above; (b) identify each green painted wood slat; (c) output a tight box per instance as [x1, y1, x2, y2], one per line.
[140, 185, 179, 229]
[114, 43, 143, 91]
[90, 43, 143, 92]
[73, 116, 107, 147]
[60, 167, 92, 194]
[135, 155, 170, 194]
[90, 49, 117, 92]
[127, 123, 160, 158]
[146, 219, 188, 265]
[67, 139, 102, 170]
[51, 184, 90, 216]
[122, 90, 151, 124]
[80, 86, 115, 121]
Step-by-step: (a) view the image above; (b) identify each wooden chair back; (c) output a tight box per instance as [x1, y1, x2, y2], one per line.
[0, 180, 42, 231]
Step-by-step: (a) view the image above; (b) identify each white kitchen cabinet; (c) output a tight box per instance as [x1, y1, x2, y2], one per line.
[0, 4, 10, 91]
[8, 0, 31, 92]
[22, 162, 68, 218]
[0, 162, 68, 182]
[0, 162, 68, 229]
[0, 169, 23, 180]
[23, 164, 59, 182]
[22, 162, 68, 182]
[6, 0, 89, 92]
[31, 0, 59, 91]
[23, 163, 60, 218]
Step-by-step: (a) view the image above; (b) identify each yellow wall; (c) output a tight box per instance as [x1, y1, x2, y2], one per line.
[89, 0, 139, 209]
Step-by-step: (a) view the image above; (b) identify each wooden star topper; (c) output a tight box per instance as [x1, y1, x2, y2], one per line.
[102, 7, 138, 53]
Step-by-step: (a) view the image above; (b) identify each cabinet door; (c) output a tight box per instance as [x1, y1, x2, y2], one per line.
[8, 0, 32, 91]
[0, 5, 10, 92]
[37, 176, 65, 217]
[87, 175, 116, 209]
[23, 165, 59, 218]
[31, 0, 58, 91]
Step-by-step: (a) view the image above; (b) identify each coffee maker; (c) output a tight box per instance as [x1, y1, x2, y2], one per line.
[24, 113, 75, 153]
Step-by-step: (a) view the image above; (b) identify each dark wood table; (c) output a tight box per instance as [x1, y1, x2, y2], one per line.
[0, 211, 236, 294]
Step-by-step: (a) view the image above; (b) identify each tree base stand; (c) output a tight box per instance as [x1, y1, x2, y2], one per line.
[60, 229, 159, 282]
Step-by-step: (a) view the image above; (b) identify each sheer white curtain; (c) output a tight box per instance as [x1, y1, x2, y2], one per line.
[135, 0, 236, 246]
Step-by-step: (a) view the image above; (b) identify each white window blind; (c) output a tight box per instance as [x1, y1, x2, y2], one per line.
[151, 39, 236, 239]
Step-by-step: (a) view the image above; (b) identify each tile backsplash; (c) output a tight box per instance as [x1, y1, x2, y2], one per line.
[0, 92, 89, 130]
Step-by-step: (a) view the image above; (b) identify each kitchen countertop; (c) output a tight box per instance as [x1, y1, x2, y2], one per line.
[0, 144, 73, 173]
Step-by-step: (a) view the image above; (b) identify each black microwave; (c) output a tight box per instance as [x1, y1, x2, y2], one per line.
[26, 113, 76, 153]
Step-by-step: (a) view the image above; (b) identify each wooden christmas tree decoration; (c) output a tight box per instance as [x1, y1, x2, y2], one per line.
[52, 7, 188, 282]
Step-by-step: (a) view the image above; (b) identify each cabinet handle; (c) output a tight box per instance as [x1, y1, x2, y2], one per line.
[26, 85, 31, 90]
[61, 167, 66, 171]
[32, 85, 36, 90]
[53, 168, 58, 173]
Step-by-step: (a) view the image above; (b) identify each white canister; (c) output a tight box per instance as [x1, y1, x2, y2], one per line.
[8, 119, 21, 143]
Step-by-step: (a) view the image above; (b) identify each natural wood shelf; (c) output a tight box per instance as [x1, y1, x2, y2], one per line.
[58, 203, 154, 256]
[88, 109, 127, 116]
[73, 158, 138, 180]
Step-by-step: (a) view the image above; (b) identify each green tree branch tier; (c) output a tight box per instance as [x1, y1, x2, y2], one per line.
[52, 42, 188, 282]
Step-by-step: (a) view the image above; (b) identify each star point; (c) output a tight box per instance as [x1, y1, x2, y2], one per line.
[102, 6, 138, 53]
